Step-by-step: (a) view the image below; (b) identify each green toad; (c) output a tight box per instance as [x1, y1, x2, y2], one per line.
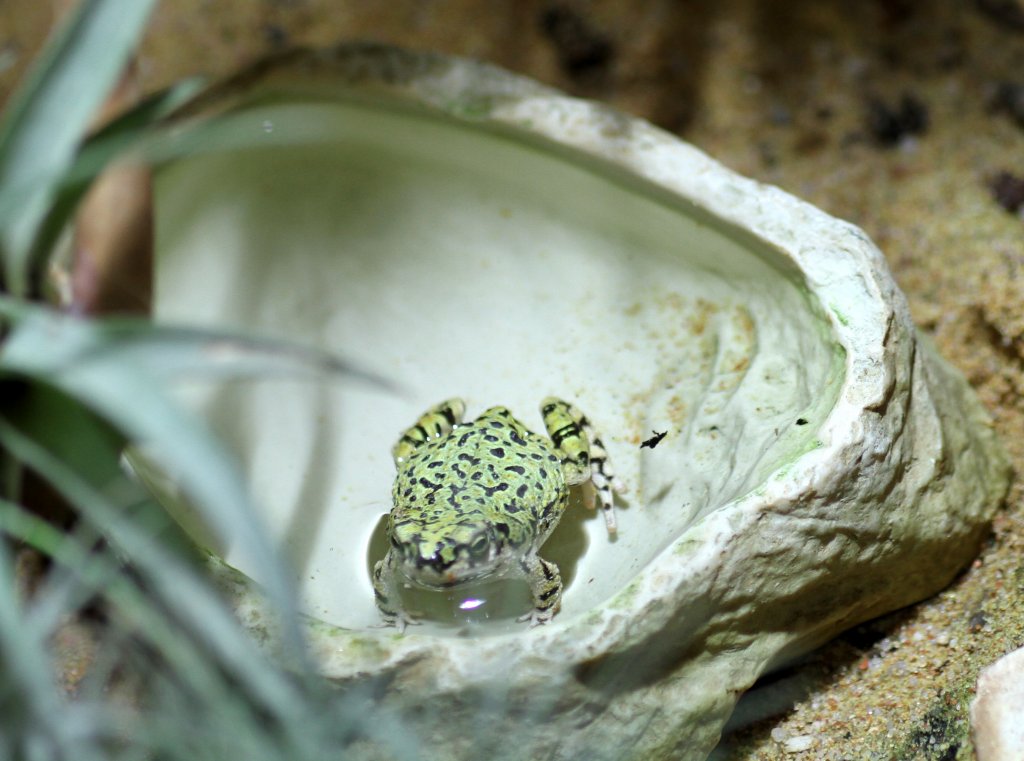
[373, 397, 623, 629]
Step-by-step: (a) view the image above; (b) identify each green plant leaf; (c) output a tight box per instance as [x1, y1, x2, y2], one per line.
[0, 298, 394, 388]
[81, 320, 394, 385]
[0, 304, 313, 669]
[23, 77, 205, 279]
[0, 0, 158, 297]
[0, 405, 310, 728]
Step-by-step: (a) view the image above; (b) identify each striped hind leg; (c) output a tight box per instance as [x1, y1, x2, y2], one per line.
[391, 398, 466, 464]
[540, 397, 624, 535]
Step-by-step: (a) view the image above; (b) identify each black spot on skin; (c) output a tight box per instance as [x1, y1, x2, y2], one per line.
[539, 468, 548, 478]
[539, 586, 559, 601]
[550, 423, 578, 448]
[548, 454, 559, 463]
[472, 472, 483, 480]
[516, 484, 529, 498]
[495, 523, 511, 537]
[530, 453, 543, 460]
[458, 432, 472, 446]
[482, 483, 510, 497]
[541, 402, 558, 414]
[506, 503, 522, 513]
[484, 434, 499, 442]
[427, 460, 444, 468]
[509, 431, 527, 446]
[489, 420, 504, 428]
[458, 452, 481, 465]
[506, 465, 526, 475]
[796, 418, 809, 426]
[490, 447, 506, 458]
[418, 477, 441, 490]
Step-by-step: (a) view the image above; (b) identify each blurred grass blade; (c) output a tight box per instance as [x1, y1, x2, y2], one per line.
[25, 78, 205, 276]
[0, 413, 312, 732]
[90, 320, 394, 386]
[88, 78, 205, 141]
[0, 0, 157, 297]
[0, 298, 394, 387]
[0, 307, 310, 668]
[0, 539, 106, 761]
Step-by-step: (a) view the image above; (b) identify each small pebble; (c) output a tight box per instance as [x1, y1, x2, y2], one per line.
[972, 646, 1024, 761]
[783, 734, 817, 753]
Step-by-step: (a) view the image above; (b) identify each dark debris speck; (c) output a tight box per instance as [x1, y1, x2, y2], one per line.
[865, 93, 929, 146]
[539, 4, 614, 83]
[991, 81, 1024, 128]
[640, 430, 667, 449]
[975, 0, 1024, 32]
[989, 171, 1024, 214]
[968, 610, 988, 632]
[262, 23, 289, 48]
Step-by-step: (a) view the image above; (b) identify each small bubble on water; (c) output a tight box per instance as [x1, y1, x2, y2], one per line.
[262, 120, 274, 133]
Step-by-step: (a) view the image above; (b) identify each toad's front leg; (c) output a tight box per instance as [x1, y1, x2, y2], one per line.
[373, 550, 419, 632]
[516, 554, 563, 627]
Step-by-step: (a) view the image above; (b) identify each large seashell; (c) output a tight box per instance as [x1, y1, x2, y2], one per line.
[147, 44, 1009, 760]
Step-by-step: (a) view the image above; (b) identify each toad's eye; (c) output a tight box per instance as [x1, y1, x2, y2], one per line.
[468, 535, 490, 558]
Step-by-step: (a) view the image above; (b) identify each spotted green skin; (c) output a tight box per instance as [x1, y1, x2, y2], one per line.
[393, 407, 565, 567]
[373, 399, 619, 629]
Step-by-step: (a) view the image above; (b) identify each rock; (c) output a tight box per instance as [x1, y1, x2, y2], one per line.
[783, 734, 817, 753]
[149, 44, 1011, 760]
[972, 646, 1024, 760]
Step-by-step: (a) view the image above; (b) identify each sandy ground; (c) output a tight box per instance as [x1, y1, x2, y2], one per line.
[3, 1, 1024, 758]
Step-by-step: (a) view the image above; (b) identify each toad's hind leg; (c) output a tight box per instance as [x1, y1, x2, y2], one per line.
[392, 398, 466, 464]
[540, 397, 623, 535]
